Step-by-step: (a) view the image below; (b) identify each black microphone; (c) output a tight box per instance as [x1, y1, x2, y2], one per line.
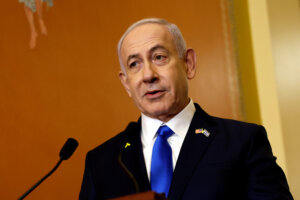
[59, 138, 79, 160]
[18, 138, 79, 200]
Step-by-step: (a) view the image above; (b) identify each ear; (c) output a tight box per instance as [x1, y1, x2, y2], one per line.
[118, 71, 132, 97]
[184, 48, 197, 79]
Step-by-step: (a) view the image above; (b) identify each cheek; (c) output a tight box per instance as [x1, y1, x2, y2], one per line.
[171, 76, 188, 98]
[169, 70, 186, 88]
[128, 82, 141, 99]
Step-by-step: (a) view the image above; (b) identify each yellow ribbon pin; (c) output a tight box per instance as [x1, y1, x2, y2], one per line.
[125, 142, 131, 148]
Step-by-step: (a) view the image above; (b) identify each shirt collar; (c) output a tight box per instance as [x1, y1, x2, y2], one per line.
[141, 99, 196, 146]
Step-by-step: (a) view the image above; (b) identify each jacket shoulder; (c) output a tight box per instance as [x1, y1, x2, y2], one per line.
[194, 102, 264, 133]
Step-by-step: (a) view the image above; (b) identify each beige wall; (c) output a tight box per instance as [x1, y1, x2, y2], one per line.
[233, 0, 299, 198]
[247, 0, 287, 172]
[232, 0, 288, 171]
[267, 0, 300, 198]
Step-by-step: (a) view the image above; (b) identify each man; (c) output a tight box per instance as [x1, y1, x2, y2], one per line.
[79, 18, 293, 200]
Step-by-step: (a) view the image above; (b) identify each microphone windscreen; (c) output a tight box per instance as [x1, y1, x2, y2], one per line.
[59, 138, 78, 160]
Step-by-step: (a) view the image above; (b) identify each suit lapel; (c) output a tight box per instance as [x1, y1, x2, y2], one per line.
[119, 121, 151, 192]
[168, 104, 218, 200]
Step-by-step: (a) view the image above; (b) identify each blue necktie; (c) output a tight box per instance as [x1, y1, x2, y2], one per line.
[150, 125, 174, 197]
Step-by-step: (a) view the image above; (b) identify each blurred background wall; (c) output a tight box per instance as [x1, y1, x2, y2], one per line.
[266, 0, 300, 198]
[0, 0, 299, 199]
[234, 0, 300, 198]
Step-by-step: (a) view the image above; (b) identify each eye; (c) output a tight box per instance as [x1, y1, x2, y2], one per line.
[153, 54, 168, 65]
[156, 55, 166, 60]
[129, 61, 138, 68]
[128, 60, 142, 72]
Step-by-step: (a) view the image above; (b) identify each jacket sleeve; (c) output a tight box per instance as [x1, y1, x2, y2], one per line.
[246, 125, 293, 200]
[79, 151, 98, 200]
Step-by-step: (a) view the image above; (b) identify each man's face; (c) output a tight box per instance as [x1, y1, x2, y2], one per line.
[119, 23, 196, 122]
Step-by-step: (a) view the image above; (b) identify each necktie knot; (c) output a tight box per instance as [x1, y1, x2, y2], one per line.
[157, 125, 173, 139]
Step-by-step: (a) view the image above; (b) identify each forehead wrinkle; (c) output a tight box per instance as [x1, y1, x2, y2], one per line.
[149, 44, 169, 54]
[123, 40, 152, 66]
[121, 24, 175, 65]
[124, 36, 172, 55]
[123, 38, 159, 62]
[125, 35, 163, 51]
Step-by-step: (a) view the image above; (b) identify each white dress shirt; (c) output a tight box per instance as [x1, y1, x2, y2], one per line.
[141, 99, 196, 180]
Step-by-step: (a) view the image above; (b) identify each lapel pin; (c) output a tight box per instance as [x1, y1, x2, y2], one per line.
[195, 128, 210, 137]
[195, 128, 203, 134]
[125, 142, 131, 148]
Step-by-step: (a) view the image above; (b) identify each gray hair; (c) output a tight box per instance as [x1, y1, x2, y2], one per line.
[117, 18, 187, 73]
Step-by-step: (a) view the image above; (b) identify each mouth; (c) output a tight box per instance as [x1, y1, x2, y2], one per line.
[144, 90, 165, 99]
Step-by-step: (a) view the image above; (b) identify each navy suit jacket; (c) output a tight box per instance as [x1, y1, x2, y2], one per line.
[79, 103, 293, 200]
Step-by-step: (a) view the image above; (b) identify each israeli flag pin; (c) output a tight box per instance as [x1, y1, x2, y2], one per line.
[195, 128, 210, 137]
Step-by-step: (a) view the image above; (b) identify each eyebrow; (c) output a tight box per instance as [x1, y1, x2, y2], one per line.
[149, 44, 169, 54]
[126, 54, 139, 66]
[126, 44, 170, 66]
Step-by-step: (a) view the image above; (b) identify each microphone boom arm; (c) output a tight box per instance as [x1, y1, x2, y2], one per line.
[18, 137, 78, 200]
[18, 158, 63, 200]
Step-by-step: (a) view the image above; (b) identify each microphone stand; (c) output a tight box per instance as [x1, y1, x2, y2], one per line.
[18, 158, 63, 200]
[117, 144, 140, 193]
[18, 138, 78, 199]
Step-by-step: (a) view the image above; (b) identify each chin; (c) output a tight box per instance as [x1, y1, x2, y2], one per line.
[145, 108, 170, 119]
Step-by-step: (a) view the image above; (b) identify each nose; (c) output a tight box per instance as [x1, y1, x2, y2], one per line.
[142, 62, 158, 83]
